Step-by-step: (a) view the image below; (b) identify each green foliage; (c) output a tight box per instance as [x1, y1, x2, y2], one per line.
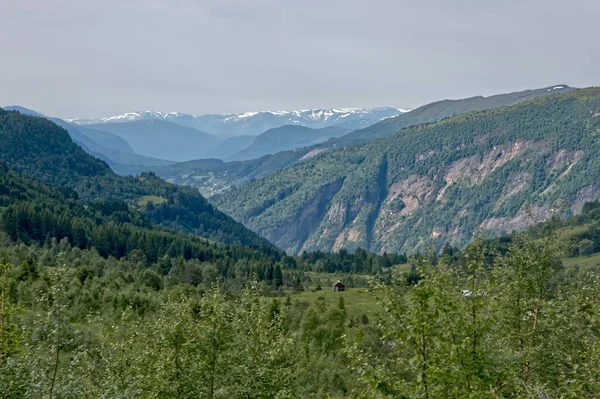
[345, 234, 600, 398]
[0, 221, 597, 397]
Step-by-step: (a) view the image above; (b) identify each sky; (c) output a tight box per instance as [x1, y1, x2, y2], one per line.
[1, 0, 599, 118]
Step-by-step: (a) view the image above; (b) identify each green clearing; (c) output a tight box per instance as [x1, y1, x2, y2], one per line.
[290, 287, 380, 317]
[284, 254, 600, 318]
[557, 223, 592, 240]
[136, 195, 167, 207]
[562, 251, 600, 271]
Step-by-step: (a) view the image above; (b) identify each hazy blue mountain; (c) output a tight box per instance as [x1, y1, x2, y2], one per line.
[69, 107, 407, 136]
[228, 125, 350, 161]
[205, 135, 256, 159]
[86, 119, 218, 162]
[76, 125, 134, 153]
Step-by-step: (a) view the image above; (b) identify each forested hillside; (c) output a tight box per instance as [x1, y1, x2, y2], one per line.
[0, 108, 268, 247]
[214, 88, 600, 254]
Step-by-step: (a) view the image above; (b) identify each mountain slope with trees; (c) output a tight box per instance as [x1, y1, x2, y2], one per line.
[1, 97, 600, 399]
[213, 88, 600, 254]
[3, 106, 174, 170]
[0, 108, 267, 247]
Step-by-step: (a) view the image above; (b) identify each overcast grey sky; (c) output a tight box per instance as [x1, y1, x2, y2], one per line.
[1, 0, 598, 118]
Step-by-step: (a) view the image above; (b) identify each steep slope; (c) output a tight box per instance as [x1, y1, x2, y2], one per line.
[87, 119, 218, 162]
[213, 88, 600, 254]
[71, 107, 405, 136]
[334, 85, 574, 145]
[228, 125, 350, 161]
[0, 108, 270, 247]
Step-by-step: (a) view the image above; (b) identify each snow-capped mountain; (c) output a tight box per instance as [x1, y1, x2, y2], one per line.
[68, 107, 410, 136]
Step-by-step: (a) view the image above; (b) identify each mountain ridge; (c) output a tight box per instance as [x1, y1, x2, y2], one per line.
[330, 84, 575, 146]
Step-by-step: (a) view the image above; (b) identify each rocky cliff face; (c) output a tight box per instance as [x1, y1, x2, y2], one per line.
[213, 89, 600, 254]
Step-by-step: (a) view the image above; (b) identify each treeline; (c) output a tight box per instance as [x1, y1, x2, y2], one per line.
[298, 248, 406, 274]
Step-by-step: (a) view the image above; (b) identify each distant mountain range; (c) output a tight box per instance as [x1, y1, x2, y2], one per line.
[68, 107, 407, 136]
[6, 106, 406, 167]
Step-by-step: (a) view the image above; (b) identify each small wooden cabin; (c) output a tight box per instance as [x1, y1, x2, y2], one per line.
[332, 280, 345, 292]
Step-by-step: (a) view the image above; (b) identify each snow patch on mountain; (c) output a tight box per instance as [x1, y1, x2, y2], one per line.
[67, 107, 411, 136]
